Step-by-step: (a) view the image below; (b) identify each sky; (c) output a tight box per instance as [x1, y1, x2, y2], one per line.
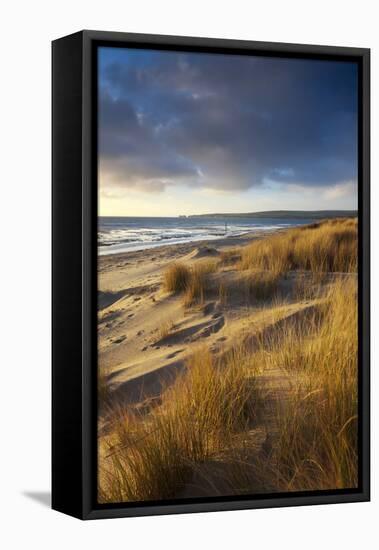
[98, 47, 358, 217]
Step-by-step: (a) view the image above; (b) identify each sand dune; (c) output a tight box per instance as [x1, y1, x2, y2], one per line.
[97, 219, 358, 502]
[99, 236, 260, 390]
[98, 231, 321, 418]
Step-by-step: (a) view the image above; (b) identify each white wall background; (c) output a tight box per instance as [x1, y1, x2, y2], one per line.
[0, 1, 376, 547]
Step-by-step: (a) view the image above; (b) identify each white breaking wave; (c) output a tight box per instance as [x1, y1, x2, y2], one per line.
[97, 217, 298, 255]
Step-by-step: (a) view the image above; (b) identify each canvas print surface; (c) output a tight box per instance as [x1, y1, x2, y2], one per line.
[97, 47, 358, 504]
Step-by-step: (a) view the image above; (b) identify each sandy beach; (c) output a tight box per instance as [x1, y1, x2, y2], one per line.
[98, 231, 284, 411]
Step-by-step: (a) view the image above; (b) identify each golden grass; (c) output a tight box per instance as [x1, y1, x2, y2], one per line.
[99, 275, 357, 501]
[231, 275, 357, 492]
[218, 282, 228, 305]
[99, 346, 259, 503]
[244, 270, 281, 301]
[163, 262, 190, 292]
[163, 259, 219, 307]
[220, 248, 242, 266]
[157, 319, 174, 341]
[269, 276, 358, 491]
[209, 276, 357, 494]
[183, 259, 219, 308]
[240, 218, 357, 274]
[293, 272, 321, 300]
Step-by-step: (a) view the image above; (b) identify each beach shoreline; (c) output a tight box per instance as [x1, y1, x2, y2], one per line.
[98, 229, 274, 277]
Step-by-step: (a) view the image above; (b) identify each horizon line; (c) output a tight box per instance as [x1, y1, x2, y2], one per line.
[99, 209, 357, 218]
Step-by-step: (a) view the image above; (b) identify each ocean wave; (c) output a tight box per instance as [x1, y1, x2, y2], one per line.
[97, 217, 310, 255]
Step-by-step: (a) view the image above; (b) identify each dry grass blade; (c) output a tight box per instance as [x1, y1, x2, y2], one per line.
[163, 263, 190, 292]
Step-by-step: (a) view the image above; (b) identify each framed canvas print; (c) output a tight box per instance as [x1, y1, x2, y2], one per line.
[52, 30, 370, 520]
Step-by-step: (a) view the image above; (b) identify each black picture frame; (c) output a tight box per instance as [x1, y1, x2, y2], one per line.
[52, 30, 370, 520]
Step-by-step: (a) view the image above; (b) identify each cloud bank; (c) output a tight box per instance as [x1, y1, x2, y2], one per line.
[98, 48, 358, 198]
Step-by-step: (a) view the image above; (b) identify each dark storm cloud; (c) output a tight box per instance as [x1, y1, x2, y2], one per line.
[98, 48, 357, 193]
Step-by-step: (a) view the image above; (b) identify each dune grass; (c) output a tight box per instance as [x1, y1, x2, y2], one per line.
[163, 262, 191, 292]
[268, 276, 358, 491]
[218, 282, 228, 305]
[164, 260, 218, 298]
[220, 248, 242, 266]
[244, 270, 281, 301]
[229, 275, 357, 492]
[183, 260, 219, 307]
[163, 259, 219, 307]
[240, 218, 357, 274]
[99, 347, 259, 503]
[99, 275, 357, 501]
[157, 319, 175, 341]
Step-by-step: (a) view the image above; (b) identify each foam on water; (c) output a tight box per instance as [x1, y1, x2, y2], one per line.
[98, 216, 310, 255]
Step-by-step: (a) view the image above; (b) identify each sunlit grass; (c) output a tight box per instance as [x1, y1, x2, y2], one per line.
[99, 347, 259, 502]
[259, 276, 358, 491]
[244, 270, 281, 301]
[240, 218, 357, 274]
[182, 259, 219, 308]
[163, 262, 190, 292]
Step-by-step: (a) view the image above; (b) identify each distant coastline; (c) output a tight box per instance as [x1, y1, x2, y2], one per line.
[100, 210, 357, 220]
[187, 210, 357, 219]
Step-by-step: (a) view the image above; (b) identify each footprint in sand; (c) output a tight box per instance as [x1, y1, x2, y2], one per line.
[112, 335, 126, 344]
[203, 302, 215, 316]
[199, 316, 225, 338]
[166, 349, 184, 359]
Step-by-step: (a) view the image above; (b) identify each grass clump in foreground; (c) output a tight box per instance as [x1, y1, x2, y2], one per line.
[163, 263, 190, 292]
[270, 276, 358, 491]
[99, 347, 259, 503]
[239, 275, 357, 492]
[157, 319, 175, 341]
[240, 217, 357, 275]
[183, 259, 219, 308]
[163, 259, 219, 307]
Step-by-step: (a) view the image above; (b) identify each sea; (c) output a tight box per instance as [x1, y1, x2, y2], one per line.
[98, 215, 318, 256]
